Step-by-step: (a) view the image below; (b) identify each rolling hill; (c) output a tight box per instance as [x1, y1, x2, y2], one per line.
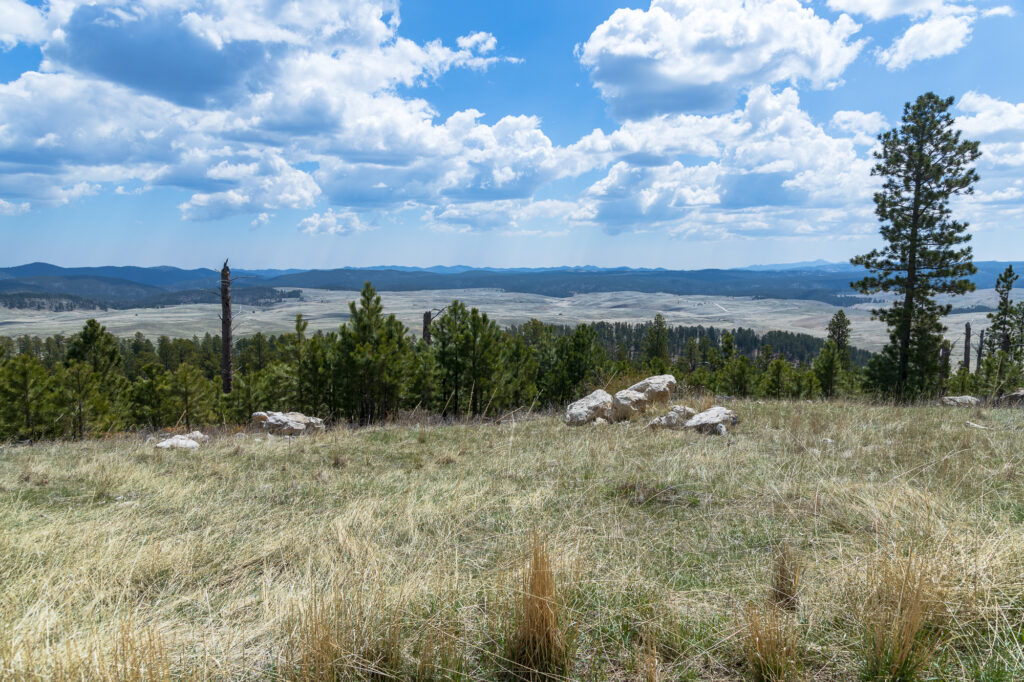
[0, 260, 1020, 310]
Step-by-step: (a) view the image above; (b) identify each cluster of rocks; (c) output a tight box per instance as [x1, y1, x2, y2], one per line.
[153, 411, 326, 448]
[565, 374, 676, 426]
[252, 411, 325, 436]
[565, 374, 739, 435]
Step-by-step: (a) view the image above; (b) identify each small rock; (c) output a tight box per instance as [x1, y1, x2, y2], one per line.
[683, 406, 739, 435]
[252, 411, 325, 436]
[648, 405, 698, 429]
[942, 395, 980, 407]
[155, 434, 200, 450]
[565, 390, 613, 426]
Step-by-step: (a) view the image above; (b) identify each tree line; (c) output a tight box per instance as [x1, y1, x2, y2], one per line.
[0, 283, 868, 440]
[1, 274, 1020, 441]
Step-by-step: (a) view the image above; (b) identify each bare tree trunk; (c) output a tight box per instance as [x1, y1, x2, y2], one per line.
[220, 259, 233, 394]
[963, 322, 971, 371]
[977, 329, 985, 369]
[938, 342, 950, 389]
[422, 310, 432, 344]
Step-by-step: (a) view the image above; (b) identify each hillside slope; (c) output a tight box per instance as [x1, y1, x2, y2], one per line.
[2, 401, 1020, 679]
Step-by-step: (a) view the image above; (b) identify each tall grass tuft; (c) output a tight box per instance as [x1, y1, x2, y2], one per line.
[507, 532, 568, 680]
[636, 634, 661, 682]
[280, 584, 402, 681]
[769, 542, 801, 612]
[858, 554, 946, 682]
[741, 603, 803, 682]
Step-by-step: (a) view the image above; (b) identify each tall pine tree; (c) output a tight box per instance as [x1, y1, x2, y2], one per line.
[851, 93, 980, 399]
[988, 265, 1018, 354]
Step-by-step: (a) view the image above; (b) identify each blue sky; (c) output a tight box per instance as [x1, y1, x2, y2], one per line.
[0, 0, 1022, 270]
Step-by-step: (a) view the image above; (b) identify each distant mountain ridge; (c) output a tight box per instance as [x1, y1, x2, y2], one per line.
[0, 261, 1020, 310]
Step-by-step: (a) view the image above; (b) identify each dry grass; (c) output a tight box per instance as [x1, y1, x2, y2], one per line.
[1, 400, 1023, 679]
[856, 554, 947, 682]
[741, 604, 803, 682]
[637, 634, 662, 682]
[1, 621, 176, 681]
[278, 581, 403, 680]
[769, 543, 801, 613]
[506, 532, 568, 680]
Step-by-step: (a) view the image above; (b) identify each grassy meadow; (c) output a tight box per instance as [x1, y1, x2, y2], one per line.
[1, 399, 1022, 680]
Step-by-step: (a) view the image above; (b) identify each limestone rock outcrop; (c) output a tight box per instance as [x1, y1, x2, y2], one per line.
[611, 389, 650, 421]
[647, 405, 698, 429]
[626, 374, 676, 404]
[942, 395, 980, 407]
[155, 434, 201, 449]
[683, 406, 739, 435]
[564, 390, 613, 426]
[252, 411, 326, 435]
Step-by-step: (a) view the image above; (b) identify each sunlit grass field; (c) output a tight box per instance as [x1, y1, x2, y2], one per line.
[2, 400, 1022, 680]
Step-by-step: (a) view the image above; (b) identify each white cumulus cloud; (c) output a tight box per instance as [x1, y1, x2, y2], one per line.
[831, 110, 888, 144]
[0, 198, 30, 215]
[578, 0, 864, 117]
[877, 11, 975, 69]
[825, 0, 951, 20]
[0, 0, 47, 48]
[831, 1, 1010, 70]
[299, 208, 372, 235]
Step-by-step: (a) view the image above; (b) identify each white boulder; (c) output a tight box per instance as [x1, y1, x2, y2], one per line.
[942, 395, 980, 407]
[647, 405, 698, 429]
[155, 434, 201, 450]
[683, 406, 739, 435]
[565, 390, 613, 426]
[252, 411, 325, 436]
[627, 375, 677, 405]
[611, 389, 650, 421]
[185, 430, 210, 443]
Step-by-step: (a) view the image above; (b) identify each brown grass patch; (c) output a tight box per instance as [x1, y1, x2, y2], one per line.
[279, 584, 402, 681]
[741, 603, 803, 682]
[507, 532, 568, 680]
[857, 553, 947, 682]
[769, 542, 802, 612]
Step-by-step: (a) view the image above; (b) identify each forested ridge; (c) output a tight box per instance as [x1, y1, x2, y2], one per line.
[0, 281, 877, 440]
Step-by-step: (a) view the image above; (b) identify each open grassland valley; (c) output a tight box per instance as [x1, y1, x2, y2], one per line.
[2, 400, 1023, 681]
